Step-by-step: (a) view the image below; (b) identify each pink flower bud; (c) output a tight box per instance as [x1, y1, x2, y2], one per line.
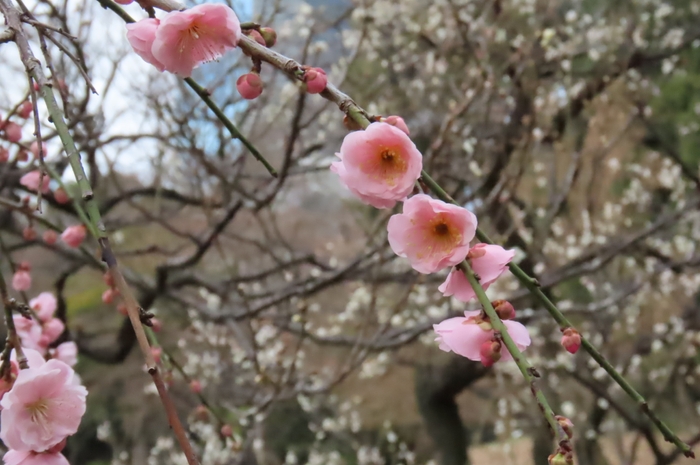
[30, 141, 47, 159]
[61, 224, 87, 248]
[33, 82, 40, 92]
[0, 146, 8, 163]
[102, 288, 117, 304]
[492, 300, 515, 320]
[53, 187, 70, 204]
[479, 339, 502, 367]
[12, 269, 31, 291]
[221, 424, 233, 437]
[151, 347, 162, 364]
[103, 271, 114, 288]
[18, 101, 33, 119]
[23, 227, 37, 241]
[150, 318, 162, 333]
[303, 67, 327, 94]
[117, 303, 128, 316]
[561, 328, 581, 354]
[259, 27, 277, 47]
[43, 229, 58, 245]
[247, 29, 266, 46]
[381, 115, 410, 135]
[189, 379, 203, 393]
[467, 246, 487, 259]
[2, 121, 22, 142]
[555, 415, 574, 439]
[236, 73, 263, 100]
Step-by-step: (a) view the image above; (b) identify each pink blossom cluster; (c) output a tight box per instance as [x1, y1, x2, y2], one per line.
[13, 292, 77, 368]
[125, 3, 242, 78]
[330, 120, 531, 366]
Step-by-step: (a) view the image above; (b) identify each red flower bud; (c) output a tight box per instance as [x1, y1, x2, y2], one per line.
[479, 339, 502, 367]
[23, 227, 37, 241]
[259, 27, 277, 47]
[492, 300, 516, 320]
[18, 101, 33, 119]
[561, 328, 581, 354]
[303, 67, 327, 94]
[236, 73, 263, 100]
[102, 288, 117, 304]
[247, 29, 266, 46]
[43, 229, 58, 245]
[189, 379, 203, 394]
[381, 115, 410, 135]
[53, 187, 70, 204]
[555, 415, 574, 439]
[221, 424, 233, 437]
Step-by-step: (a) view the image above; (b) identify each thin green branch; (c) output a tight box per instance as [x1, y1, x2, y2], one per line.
[458, 260, 570, 449]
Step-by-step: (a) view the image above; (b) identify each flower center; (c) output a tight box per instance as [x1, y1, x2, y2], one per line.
[27, 398, 51, 428]
[434, 222, 449, 236]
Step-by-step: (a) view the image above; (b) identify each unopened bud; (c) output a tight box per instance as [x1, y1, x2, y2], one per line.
[190, 379, 203, 394]
[193, 404, 209, 421]
[561, 328, 581, 354]
[102, 288, 117, 304]
[259, 27, 277, 47]
[221, 424, 233, 437]
[151, 347, 162, 364]
[303, 67, 327, 94]
[467, 244, 488, 259]
[23, 227, 37, 241]
[53, 187, 70, 204]
[381, 115, 410, 135]
[479, 339, 502, 367]
[236, 73, 263, 100]
[18, 101, 33, 119]
[43, 230, 58, 245]
[247, 29, 266, 46]
[555, 415, 574, 438]
[492, 300, 515, 320]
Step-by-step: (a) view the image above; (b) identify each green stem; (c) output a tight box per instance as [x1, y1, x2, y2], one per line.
[459, 260, 569, 447]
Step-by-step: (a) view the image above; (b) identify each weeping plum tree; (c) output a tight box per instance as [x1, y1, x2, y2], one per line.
[0, 0, 699, 464]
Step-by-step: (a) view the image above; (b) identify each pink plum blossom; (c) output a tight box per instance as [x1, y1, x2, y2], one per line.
[151, 4, 242, 77]
[3, 450, 70, 465]
[331, 122, 423, 209]
[13, 316, 43, 351]
[0, 359, 87, 452]
[303, 67, 327, 94]
[12, 270, 31, 292]
[387, 194, 477, 273]
[20, 171, 50, 194]
[433, 311, 531, 365]
[60, 225, 86, 248]
[51, 343, 78, 368]
[40, 319, 65, 346]
[438, 244, 515, 302]
[126, 18, 165, 72]
[30, 292, 57, 322]
[236, 73, 263, 100]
